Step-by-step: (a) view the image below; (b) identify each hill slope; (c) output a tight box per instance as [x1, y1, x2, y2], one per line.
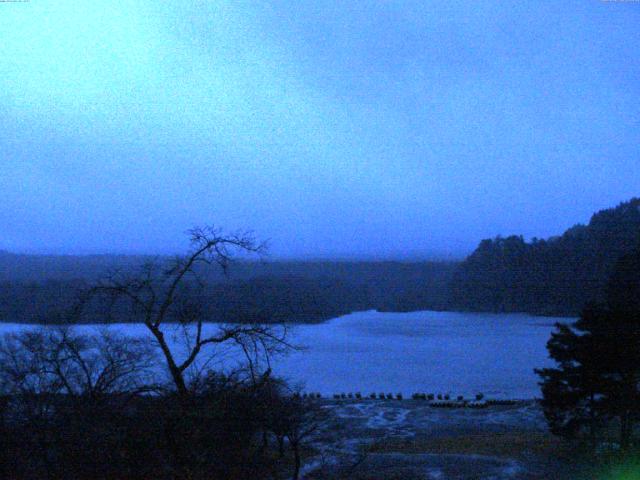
[449, 198, 640, 315]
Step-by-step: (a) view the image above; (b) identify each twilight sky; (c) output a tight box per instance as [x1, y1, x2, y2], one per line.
[1, 1, 639, 258]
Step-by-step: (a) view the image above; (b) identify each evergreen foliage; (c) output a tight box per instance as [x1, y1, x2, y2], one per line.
[536, 244, 640, 451]
[451, 198, 640, 315]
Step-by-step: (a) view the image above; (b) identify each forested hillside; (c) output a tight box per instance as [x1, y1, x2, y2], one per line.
[3, 198, 639, 322]
[0, 259, 456, 324]
[449, 198, 640, 315]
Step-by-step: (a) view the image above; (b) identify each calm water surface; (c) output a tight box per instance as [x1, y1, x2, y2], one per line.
[0, 310, 570, 399]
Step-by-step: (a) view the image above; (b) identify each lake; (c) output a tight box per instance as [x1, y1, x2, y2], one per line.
[0, 310, 569, 399]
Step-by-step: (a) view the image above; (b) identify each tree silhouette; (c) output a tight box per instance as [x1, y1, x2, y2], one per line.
[451, 198, 640, 315]
[536, 244, 640, 451]
[78, 226, 292, 398]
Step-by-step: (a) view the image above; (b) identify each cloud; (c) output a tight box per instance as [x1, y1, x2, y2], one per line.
[0, 1, 639, 256]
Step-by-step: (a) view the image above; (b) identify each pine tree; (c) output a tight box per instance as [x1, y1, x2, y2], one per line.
[536, 245, 640, 451]
[536, 305, 607, 446]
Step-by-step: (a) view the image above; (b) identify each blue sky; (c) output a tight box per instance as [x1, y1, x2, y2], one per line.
[1, 1, 639, 258]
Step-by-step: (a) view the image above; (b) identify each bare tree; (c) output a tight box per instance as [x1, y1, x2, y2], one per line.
[80, 226, 292, 397]
[260, 384, 326, 480]
[0, 327, 156, 401]
[0, 327, 158, 479]
[285, 398, 324, 480]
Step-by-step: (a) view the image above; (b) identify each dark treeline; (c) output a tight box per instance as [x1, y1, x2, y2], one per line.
[0, 260, 457, 324]
[0, 251, 457, 285]
[449, 198, 640, 316]
[2, 197, 639, 322]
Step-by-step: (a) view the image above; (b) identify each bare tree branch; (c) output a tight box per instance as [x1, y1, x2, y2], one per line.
[74, 226, 286, 398]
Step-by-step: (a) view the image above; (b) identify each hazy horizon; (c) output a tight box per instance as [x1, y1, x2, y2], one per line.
[2, 1, 639, 258]
[0, 195, 632, 260]
[0, 245, 463, 262]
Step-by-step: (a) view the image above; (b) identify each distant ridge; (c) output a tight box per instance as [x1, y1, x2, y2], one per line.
[2, 198, 639, 322]
[449, 198, 640, 316]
